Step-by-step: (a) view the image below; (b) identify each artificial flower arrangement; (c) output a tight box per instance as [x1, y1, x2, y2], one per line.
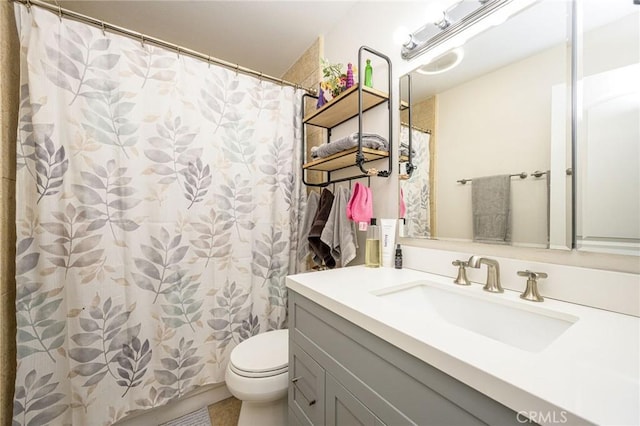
[318, 58, 356, 107]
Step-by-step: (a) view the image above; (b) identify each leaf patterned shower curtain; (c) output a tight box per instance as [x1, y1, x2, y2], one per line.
[13, 5, 304, 425]
[400, 125, 431, 237]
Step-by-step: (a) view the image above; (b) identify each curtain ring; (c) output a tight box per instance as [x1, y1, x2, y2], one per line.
[235, 64, 240, 76]
[207, 56, 211, 68]
[101, 21, 106, 36]
[140, 34, 145, 48]
[58, 5, 62, 21]
[176, 46, 180, 58]
[26, 0, 32, 12]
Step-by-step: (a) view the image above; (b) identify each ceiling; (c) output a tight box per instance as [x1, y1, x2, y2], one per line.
[57, 0, 359, 78]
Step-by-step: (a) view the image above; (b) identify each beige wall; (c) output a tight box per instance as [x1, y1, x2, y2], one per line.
[0, 0, 19, 424]
[281, 37, 324, 189]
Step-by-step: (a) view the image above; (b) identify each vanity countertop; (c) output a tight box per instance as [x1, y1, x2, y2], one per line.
[286, 266, 640, 426]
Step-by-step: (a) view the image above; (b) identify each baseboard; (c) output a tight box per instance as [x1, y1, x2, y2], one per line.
[114, 382, 232, 426]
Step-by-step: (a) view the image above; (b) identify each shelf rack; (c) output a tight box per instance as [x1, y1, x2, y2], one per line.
[301, 46, 393, 187]
[402, 73, 416, 178]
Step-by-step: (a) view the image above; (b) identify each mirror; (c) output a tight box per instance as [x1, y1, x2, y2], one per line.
[399, 0, 639, 254]
[575, 1, 640, 256]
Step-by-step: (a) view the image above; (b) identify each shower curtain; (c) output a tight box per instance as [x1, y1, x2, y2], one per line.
[13, 5, 304, 425]
[400, 125, 431, 237]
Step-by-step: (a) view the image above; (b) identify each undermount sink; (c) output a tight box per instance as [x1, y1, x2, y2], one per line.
[373, 281, 578, 352]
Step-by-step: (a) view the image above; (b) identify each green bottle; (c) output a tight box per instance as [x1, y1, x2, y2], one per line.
[364, 59, 373, 88]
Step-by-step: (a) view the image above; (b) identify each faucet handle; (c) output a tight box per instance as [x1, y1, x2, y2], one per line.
[452, 260, 470, 285]
[517, 270, 548, 280]
[517, 270, 547, 302]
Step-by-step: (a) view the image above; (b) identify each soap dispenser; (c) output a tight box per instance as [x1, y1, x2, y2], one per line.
[365, 218, 381, 268]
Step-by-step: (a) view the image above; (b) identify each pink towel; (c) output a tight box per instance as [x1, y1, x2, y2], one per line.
[347, 182, 373, 224]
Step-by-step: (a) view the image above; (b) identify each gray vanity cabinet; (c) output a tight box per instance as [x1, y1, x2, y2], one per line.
[288, 290, 530, 426]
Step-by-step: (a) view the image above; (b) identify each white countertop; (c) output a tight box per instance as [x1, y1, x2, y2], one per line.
[286, 266, 640, 426]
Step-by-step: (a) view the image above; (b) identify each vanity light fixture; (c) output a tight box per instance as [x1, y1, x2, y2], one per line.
[401, 0, 522, 60]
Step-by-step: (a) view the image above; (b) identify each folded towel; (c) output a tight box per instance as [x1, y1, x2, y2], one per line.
[308, 189, 336, 268]
[298, 191, 320, 265]
[310, 133, 389, 159]
[472, 175, 511, 244]
[399, 142, 416, 158]
[321, 186, 358, 267]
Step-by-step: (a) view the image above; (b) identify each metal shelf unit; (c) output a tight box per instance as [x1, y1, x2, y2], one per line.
[301, 46, 393, 187]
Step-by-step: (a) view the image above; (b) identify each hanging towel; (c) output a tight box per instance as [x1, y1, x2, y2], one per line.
[472, 175, 512, 244]
[297, 191, 320, 264]
[308, 189, 336, 268]
[321, 187, 359, 267]
[347, 182, 373, 224]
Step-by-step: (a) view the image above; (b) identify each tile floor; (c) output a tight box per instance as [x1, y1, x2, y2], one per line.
[208, 397, 242, 426]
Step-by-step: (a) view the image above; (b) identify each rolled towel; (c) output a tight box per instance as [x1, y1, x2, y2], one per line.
[310, 132, 389, 159]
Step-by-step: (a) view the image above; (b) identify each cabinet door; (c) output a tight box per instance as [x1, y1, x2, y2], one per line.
[326, 374, 385, 426]
[289, 342, 325, 426]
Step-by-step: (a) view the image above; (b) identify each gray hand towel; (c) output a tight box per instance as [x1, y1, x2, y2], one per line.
[298, 191, 320, 265]
[472, 175, 512, 244]
[308, 189, 336, 268]
[320, 186, 358, 267]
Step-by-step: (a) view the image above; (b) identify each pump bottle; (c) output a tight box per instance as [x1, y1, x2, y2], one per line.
[365, 218, 381, 267]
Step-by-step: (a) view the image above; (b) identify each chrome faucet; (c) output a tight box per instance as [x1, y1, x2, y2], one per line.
[467, 256, 503, 293]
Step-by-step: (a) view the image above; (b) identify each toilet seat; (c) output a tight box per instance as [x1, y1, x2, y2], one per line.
[229, 329, 288, 378]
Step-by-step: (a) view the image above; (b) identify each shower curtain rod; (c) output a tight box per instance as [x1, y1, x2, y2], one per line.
[400, 121, 431, 134]
[13, 0, 317, 94]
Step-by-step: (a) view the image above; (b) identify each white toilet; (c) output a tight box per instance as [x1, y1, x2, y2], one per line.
[225, 329, 289, 426]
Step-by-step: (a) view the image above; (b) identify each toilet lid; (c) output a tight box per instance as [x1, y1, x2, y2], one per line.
[229, 329, 288, 378]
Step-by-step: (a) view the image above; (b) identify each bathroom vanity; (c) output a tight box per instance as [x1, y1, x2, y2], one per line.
[286, 266, 640, 426]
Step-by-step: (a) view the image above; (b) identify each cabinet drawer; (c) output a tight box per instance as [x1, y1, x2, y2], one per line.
[289, 342, 325, 426]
